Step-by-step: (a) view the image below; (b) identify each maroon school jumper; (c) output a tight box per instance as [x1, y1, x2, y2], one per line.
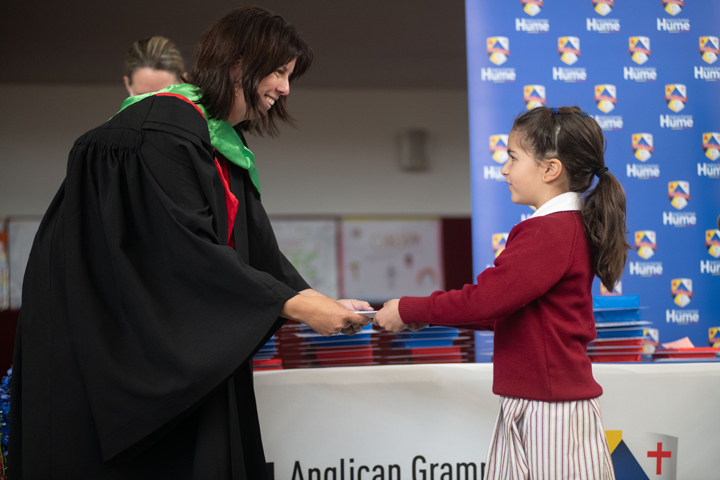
[399, 211, 602, 402]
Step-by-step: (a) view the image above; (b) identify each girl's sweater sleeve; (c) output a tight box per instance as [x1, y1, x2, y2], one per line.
[398, 215, 578, 326]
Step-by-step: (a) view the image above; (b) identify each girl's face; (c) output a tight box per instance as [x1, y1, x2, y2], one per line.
[228, 58, 297, 125]
[501, 130, 548, 208]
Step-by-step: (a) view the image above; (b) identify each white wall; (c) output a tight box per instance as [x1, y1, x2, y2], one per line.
[0, 84, 471, 217]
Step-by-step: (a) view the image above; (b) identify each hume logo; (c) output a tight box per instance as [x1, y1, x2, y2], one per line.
[664, 84, 687, 112]
[594, 84, 617, 113]
[629, 37, 651, 65]
[670, 278, 692, 307]
[699, 36, 719, 64]
[521, 0, 543, 16]
[489, 135, 509, 163]
[632, 133, 654, 161]
[523, 84, 546, 110]
[635, 231, 657, 259]
[592, 0, 614, 16]
[558, 37, 581, 65]
[667, 181, 690, 210]
[492, 233, 509, 258]
[487, 37, 510, 65]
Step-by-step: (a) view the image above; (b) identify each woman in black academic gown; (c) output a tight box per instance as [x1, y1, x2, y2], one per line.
[9, 7, 370, 479]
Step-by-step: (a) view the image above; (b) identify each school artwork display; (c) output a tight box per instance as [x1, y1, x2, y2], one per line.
[466, 0, 720, 348]
[340, 218, 443, 303]
[0, 220, 8, 311]
[8, 218, 40, 310]
[270, 219, 340, 300]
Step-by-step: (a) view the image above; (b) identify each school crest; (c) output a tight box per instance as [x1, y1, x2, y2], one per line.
[710, 327, 720, 347]
[523, 85, 546, 110]
[489, 135, 509, 163]
[670, 278, 692, 307]
[662, 0, 684, 16]
[664, 84, 687, 113]
[558, 37, 581, 65]
[521, 0, 543, 16]
[594, 84, 617, 113]
[592, 0, 614, 16]
[629, 37, 651, 65]
[667, 181, 690, 210]
[706, 230, 720, 258]
[699, 36, 719, 65]
[631, 133, 654, 162]
[600, 281, 622, 296]
[492, 233, 509, 258]
[702, 132, 720, 161]
[487, 37, 510, 65]
[634, 231, 657, 260]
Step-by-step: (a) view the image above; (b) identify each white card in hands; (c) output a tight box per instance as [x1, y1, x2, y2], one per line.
[352, 310, 378, 318]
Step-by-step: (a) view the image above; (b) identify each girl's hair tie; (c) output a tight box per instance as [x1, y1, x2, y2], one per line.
[551, 107, 559, 115]
[580, 111, 589, 118]
[595, 166, 609, 178]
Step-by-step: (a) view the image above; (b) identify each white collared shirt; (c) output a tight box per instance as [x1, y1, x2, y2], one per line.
[530, 192, 581, 219]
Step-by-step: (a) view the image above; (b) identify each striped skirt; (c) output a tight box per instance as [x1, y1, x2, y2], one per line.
[485, 396, 616, 480]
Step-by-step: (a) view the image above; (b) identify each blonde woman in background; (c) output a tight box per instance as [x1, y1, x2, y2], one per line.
[123, 36, 185, 96]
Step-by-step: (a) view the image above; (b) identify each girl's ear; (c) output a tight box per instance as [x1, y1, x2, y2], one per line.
[542, 158, 564, 183]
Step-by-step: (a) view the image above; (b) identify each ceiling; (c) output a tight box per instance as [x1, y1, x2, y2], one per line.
[0, 0, 467, 89]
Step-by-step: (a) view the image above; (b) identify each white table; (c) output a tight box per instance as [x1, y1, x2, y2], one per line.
[256, 363, 720, 480]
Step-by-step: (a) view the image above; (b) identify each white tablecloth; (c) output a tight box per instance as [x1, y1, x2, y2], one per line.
[255, 363, 720, 480]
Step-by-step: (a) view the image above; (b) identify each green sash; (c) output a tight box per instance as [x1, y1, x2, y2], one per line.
[118, 83, 261, 196]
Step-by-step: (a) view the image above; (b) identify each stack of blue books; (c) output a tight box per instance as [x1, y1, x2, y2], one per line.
[295, 324, 378, 367]
[385, 326, 467, 364]
[589, 295, 656, 362]
[474, 331, 494, 363]
[253, 335, 283, 371]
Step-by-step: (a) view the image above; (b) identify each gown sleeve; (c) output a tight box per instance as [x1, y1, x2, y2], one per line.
[53, 96, 303, 461]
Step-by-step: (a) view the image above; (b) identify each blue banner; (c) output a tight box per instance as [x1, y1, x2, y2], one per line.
[467, 0, 720, 347]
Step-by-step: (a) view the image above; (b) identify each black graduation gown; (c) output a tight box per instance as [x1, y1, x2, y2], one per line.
[8, 95, 309, 479]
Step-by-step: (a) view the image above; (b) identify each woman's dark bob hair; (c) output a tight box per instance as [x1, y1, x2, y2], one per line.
[188, 6, 313, 136]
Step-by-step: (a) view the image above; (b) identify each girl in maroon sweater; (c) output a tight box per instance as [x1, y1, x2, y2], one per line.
[375, 106, 629, 480]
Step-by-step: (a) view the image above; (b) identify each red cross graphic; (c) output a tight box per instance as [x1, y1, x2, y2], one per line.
[647, 442, 672, 475]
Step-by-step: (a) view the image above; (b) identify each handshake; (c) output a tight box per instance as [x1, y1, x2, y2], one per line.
[282, 292, 428, 337]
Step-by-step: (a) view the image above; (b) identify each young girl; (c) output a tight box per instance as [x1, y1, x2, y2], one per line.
[375, 106, 629, 480]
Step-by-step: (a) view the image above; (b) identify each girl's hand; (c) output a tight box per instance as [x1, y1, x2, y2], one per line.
[406, 323, 429, 332]
[373, 299, 406, 333]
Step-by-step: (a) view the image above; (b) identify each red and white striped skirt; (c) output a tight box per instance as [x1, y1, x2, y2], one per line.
[485, 396, 615, 480]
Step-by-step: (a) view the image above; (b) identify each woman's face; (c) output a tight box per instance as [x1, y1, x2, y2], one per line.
[228, 58, 297, 125]
[123, 67, 180, 96]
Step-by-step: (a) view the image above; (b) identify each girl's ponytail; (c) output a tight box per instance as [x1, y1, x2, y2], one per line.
[581, 170, 630, 291]
[512, 106, 630, 290]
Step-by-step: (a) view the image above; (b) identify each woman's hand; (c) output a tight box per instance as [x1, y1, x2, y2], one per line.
[337, 298, 373, 312]
[337, 298, 374, 335]
[373, 299, 407, 333]
[281, 295, 368, 337]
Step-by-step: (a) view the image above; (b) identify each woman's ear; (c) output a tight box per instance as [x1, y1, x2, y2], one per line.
[232, 57, 243, 84]
[542, 158, 564, 183]
[123, 76, 133, 96]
